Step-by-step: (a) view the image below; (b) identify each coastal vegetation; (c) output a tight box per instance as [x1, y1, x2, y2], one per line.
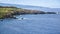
[0, 6, 56, 19]
[0, 6, 22, 19]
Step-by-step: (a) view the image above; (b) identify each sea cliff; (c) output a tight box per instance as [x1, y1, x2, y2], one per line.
[0, 6, 56, 19]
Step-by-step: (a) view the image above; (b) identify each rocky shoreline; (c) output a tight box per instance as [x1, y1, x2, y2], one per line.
[0, 6, 56, 19]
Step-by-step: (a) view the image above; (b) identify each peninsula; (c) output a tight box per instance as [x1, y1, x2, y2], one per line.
[0, 6, 56, 19]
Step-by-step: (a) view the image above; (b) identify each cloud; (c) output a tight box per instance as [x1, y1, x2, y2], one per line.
[0, 0, 60, 8]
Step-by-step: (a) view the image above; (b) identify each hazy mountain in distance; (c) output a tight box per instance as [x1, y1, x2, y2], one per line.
[0, 3, 60, 12]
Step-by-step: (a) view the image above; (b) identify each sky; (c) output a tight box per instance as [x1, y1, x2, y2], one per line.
[0, 0, 60, 8]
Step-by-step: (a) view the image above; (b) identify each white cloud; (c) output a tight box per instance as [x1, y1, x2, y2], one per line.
[0, 0, 60, 8]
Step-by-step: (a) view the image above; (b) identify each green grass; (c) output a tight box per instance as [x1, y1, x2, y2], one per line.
[0, 7, 21, 19]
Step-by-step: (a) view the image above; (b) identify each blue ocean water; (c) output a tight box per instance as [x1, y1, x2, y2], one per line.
[0, 14, 60, 34]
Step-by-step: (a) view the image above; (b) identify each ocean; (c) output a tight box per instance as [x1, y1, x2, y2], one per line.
[0, 14, 60, 34]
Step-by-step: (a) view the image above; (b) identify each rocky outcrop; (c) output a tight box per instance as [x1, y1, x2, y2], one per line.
[0, 6, 56, 19]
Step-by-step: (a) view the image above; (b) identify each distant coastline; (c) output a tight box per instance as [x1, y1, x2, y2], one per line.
[0, 6, 56, 19]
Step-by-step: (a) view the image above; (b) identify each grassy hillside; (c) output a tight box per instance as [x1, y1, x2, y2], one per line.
[0, 6, 56, 19]
[0, 6, 22, 19]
